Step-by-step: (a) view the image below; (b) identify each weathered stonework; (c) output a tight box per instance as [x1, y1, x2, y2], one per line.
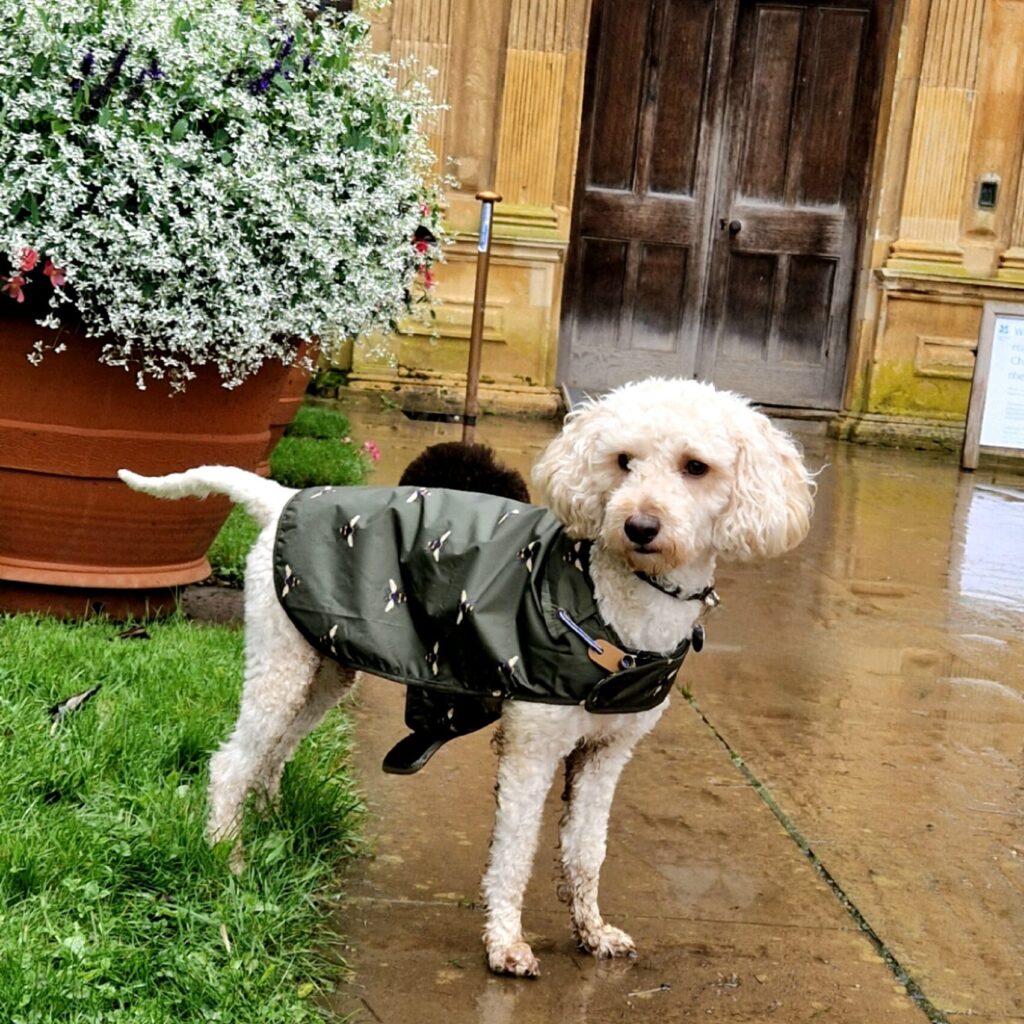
[346, 0, 1024, 444]
[841, 0, 1024, 446]
[346, 0, 587, 412]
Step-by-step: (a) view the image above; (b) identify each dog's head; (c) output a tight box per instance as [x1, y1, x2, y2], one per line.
[532, 378, 814, 575]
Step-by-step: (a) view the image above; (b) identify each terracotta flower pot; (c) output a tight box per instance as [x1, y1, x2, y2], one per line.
[0, 316, 302, 618]
[269, 360, 313, 448]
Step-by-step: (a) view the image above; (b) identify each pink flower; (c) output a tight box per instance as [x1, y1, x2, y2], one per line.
[2, 275, 26, 303]
[19, 248, 39, 272]
[420, 202, 431, 216]
[43, 259, 66, 288]
[362, 440, 381, 462]
[423, 267, 435, 290]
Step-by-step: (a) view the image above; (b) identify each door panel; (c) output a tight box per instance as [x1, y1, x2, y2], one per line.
[634, 244, 689, 351]
[561, 0, 725, 390]
[778, 256, 837, 362]
[587, 4, 650, 190]
[737, 8, 803, 202]
[649, 2, 716, 195]
[701, 0, 882, 407]
[576, 238, 629, 351]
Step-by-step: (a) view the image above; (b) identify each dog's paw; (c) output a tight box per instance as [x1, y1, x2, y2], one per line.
[578, 924, 637, 960]
[487, 941, 540, 978]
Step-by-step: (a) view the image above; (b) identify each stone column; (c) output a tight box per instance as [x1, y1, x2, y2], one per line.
[492, 0, 587, 235]
[889, 0, 986, 268]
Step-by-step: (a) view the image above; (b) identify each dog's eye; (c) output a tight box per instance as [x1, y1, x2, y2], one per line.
[617, 453, 632, 472]
[683, 460, 708, 477]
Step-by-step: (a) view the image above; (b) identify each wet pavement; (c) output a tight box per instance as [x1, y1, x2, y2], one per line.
[314, 395, 1024, 1024]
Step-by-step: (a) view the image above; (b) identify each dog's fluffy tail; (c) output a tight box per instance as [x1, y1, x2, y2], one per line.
[118, 466, 291, 530]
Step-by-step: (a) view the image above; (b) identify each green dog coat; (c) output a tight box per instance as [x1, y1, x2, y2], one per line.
[272, 486, 696, 769]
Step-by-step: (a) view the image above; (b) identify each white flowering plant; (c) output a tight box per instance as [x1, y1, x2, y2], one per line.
[0, 0, 442, 388]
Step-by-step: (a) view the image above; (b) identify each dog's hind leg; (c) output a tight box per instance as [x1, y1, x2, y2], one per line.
[259, 661, 356, 807]
[206, 571, 323, 863]
[558, 730, 643, 959]
[206, 641, 321, 854]
[482, 704, 577, 977]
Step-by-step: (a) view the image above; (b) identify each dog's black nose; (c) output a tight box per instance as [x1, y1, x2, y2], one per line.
[624, 513, 661, 546]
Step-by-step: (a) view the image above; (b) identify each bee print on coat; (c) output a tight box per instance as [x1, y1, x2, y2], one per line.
[424, 642, 441, 676]
[405, 487, 430, 503]
[385, 579, 407, 613]
[497, 507, 521, 526]
[280, 565, 301, 598]
[428, 530, 452, 562]
[339, 514, 361, 547]
[563, 541, 585, 572]
[320, 623, 339, 656]
[456, 590, 474, 624]
[495, 655, 520, 691]
[517, 540, 541, 573]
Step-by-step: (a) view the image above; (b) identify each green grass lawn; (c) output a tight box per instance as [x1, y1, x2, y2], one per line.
[0, 614, 362, 1023]
[0, 401, 376, 1021]
[208, 403, 372, 586]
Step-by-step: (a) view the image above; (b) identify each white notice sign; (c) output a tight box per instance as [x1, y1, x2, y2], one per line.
[978, 315, 1024, 449]
[962, 303, 1024, 469]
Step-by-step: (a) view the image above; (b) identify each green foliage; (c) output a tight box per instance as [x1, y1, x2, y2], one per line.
[269, 436, 368, 490]
[0, 0, 443, 389]
[284, 403, 353, 441]
[0, 614, 362, 1023]
[205, 505, 260, 588]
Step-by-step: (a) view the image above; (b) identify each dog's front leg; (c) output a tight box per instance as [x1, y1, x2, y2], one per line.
[482, 704, 575, 977]
[559, 729, 644, 959]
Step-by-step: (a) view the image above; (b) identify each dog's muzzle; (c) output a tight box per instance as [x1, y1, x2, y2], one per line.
[624, 513, 661, 551]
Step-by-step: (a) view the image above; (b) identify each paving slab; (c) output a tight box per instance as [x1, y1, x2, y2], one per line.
[330, 677, 924, 1024]
[685, 439, 1024, 1020]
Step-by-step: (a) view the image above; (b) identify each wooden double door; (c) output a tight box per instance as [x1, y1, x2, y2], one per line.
[561, 0, 890, 408]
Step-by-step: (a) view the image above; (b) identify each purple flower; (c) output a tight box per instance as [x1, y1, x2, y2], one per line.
[80, 52, 95, 77]
[109, 44, 130, 78]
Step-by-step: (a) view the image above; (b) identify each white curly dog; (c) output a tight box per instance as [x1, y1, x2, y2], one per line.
[120, 377, 813, 978]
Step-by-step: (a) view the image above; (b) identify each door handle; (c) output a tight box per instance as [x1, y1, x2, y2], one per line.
[719, 218, 742, 236]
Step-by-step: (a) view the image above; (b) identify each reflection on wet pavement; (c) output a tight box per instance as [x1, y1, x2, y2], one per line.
[324, 395, 1024, 1024]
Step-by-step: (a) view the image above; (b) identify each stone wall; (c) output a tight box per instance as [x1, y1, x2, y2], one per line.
[345, 0, 589, 416]
[840, 0, 1024, 446]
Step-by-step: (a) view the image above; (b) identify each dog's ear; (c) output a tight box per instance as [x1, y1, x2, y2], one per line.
[712, 412, 814, 561]
[531, 406, 606, 538]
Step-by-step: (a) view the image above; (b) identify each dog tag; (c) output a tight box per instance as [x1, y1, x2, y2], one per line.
[588, 640, 635, 673]
[691, 624, 705, 653]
